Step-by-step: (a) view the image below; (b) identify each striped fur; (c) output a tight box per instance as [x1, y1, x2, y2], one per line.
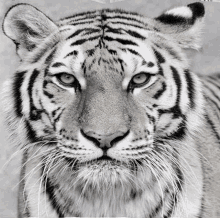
[2, 2, 220, 218]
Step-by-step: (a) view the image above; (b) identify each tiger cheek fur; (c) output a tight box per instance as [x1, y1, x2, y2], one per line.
[2, 2, 220, 218]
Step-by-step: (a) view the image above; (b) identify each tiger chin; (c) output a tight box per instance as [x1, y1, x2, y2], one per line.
[2, 2, 220, 218]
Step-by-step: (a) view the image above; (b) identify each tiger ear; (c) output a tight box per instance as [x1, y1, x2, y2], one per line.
[3, 4, 58, 59]
[155, 2, 205, 50]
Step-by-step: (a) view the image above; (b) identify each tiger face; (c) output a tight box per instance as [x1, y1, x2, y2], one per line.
[3, 3, 205, 217]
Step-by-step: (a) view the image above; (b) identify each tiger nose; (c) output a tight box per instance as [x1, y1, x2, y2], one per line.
[80, 130, 129, 150]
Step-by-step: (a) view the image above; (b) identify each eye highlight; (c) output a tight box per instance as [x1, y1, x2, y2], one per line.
[56, 73, 75, 86]
[130, 72, 151, 88]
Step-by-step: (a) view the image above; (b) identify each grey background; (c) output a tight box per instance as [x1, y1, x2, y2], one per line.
[0, 0, 220, 217]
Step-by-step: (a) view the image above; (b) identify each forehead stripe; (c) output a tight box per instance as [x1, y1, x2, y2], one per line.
[70, 36, 99, 47]
[104, 36, 137, 46]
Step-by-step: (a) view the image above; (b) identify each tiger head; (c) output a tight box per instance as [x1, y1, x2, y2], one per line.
[3, 2, 205, 207]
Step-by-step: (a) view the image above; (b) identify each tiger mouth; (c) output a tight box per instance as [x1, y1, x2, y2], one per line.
[64, 155, 140, 171]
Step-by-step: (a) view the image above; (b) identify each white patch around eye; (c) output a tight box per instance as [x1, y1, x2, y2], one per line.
[166, 7, 193, 18]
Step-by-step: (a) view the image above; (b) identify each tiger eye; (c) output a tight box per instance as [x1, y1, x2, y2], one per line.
[59, 73, 75, 85]
[132, 73, 150, 85]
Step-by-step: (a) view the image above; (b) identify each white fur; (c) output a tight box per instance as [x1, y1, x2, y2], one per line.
[166, 6, 193, 18]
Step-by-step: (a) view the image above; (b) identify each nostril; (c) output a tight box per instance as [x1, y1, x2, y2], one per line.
[80, 129, 100, 147]
[110, 130, 130, 146]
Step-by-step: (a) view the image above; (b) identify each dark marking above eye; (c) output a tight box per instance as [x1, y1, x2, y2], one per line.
[51, 62, 66, 68]
[148, 62, 154, 67]
[141, 60, 147, 66]
[64, 50, 78, 58]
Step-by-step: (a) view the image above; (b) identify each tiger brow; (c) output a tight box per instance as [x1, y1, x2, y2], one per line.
[51, 62, 66, 68]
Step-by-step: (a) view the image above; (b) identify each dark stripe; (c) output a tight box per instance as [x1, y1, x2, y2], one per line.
[13, 71, 27, 117]
[166, 120, 186, 140]
[105, 26, 145, 40]
[171, 66, 181, 106]
[45, 48, 57, 65]
[25, 120, 38, 142]
[198, 196, 205, 218]
[44, 178, 65, 218]
[70, 21, 94, 26]
[67, 15, 97, 24]
[110, 21, 148, 30]
[70, 36, 99, 46]
[61, 10, 97, 21]
[141, 60, 147, 66]
[204, 83, 220, 103]
[205, 114, 220, 141]
[82, 28, 100, 36]
[86, 49, 95, 56]
[66, 28, 99, 40]
[104, 8, 142, 16]
[163, 193, 178, 218]
[66, 29, 87, 40]
[43, 80, 48, 89]
[207, 77, 220, 89]
[158, 64, 164, 76]
[108, 49, 117, 55]
[28, 69, 41, 120]
[175, 165, 184, 192]
[102, 14, 145, 24]
[125, 29, 146, 40]
[148, 62, 154, 67]
[105, 26, 122, 34]
[153, 82, 166, 99]
[43, 90, 54, 99]
[64, 50, 78, 58]
[205, 96, 220, 117]
[185, 70, 195, 109]
[127, 48, 141, 56]
[146, 113, 156, 124]
[118, 58, 124, 72]
[51, 62, 66, 68]
[153, 48, 165, 64]
[103, 36, 137, 46]
[54, 109, 64, 124]
[51, 107, 61, 118]
[158, 106, 182, 119]
[59, 28, 72, 33]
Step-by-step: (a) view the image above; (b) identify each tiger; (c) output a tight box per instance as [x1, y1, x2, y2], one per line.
[2, 1, 220, 218]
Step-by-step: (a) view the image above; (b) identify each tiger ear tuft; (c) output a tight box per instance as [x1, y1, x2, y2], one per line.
[155, 2, 205, 50]
[3, 4, 58, 58]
